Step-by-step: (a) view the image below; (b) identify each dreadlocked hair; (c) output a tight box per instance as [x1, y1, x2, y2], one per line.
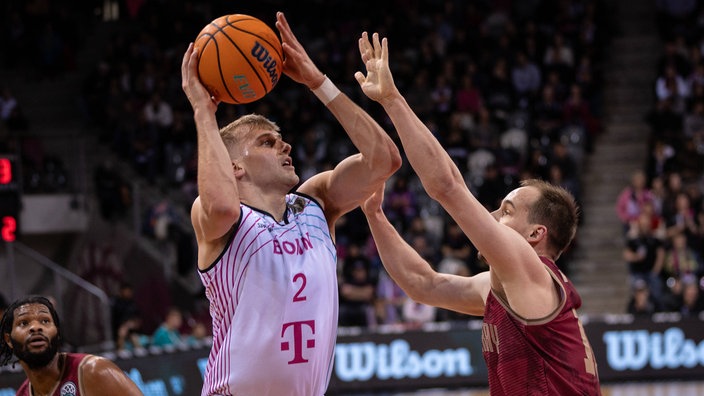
[0, 295, 62, 367]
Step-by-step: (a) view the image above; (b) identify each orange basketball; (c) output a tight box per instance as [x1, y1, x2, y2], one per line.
[194, 14, 283, 104]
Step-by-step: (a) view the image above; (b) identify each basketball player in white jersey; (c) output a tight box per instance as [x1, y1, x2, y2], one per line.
[181, 12, 401, 396]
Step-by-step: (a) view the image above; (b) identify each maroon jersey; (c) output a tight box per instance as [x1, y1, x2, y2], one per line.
[482, 257, 601, 395]
[17, 353, 88, 396]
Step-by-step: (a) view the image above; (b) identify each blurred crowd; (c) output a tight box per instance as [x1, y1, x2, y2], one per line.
[110, 282, 210, 353]
[620, 0, 704, 318]
[3, 0, 615, 333]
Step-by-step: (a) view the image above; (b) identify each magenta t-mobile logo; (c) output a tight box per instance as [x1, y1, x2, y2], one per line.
[280, 320, 315, 364]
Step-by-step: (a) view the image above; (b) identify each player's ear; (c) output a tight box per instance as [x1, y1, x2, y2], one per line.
[3, 332, 12, 349]
[528, 225, 547, 242]
[232, 161, 244, 177]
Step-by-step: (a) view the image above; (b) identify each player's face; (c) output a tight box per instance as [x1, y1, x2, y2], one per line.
[6, 303, 60, 369]
[477, 186, 541, 264]
[239, 129, 299, 189]
[491, 186, 539, 238]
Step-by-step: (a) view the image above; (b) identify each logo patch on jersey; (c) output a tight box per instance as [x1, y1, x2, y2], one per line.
[60, 381, 77, 396]
[281, 320, 316, 364]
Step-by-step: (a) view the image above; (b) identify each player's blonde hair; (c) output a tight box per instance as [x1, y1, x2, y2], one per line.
[219, 114, 280, 156]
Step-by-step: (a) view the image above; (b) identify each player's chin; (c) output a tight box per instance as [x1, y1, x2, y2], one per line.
[286, 173, 300, 187]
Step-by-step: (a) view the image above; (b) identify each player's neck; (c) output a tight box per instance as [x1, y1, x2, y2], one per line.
[241, 189, 288, 222]
[27, 352, 64, 396]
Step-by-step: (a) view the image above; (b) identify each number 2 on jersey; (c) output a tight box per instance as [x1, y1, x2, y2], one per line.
[292, 272, 307, 302]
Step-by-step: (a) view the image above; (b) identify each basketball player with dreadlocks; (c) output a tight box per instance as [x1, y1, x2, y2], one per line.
[1, 295, 143, 396]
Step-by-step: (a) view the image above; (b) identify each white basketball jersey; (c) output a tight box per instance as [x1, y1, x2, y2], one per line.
[199, 193, 339, 396]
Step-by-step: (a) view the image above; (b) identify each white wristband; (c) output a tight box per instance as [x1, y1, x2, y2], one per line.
[311, 76, 341, 106]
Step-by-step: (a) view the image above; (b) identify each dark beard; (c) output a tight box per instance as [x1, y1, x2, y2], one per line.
[11, 336, 60, 370]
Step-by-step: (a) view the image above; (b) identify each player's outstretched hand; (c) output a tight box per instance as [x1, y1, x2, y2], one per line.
[355, 32, 398, 104]
[275, 11, 325, 89]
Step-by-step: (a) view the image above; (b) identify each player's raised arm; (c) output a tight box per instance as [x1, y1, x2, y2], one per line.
[275, 12, 401, 226]
[181, 43, 240, 258]
[356, 32, 557, 319]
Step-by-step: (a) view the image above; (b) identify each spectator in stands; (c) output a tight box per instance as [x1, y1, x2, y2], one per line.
[438, 220, 472, 276]
[646, 140, 677, 184]
[684, 100, 704, 140]
[454, 73, 484, 116]
[649, 175, 668, 217]
[549, 141, 581, 202]
[444, 123, 471, 175]
[543, 33, 575, 82]
[151, 306, 185, 348]
[511, 50, 542, 108]
[679, 276, 704, 316]
[676, 139, 704, 180]
[664, 192, 700, 246]
[655, 64, 690, 114]
[623, 212, 666, 308]
[430, 75, 453, 123]
[662, 232, 701, 281]
[662, 171, 685, 219]
[339, 243, 376, 327]
[476, 163, 511, 211]
[562, 83, 601, 152]
[627, 279, 657, 317]
[531, 84, 564, 149]
[468, 106, 500, 151]
[143, 199, 178, 241]
[483, 58, 515, 118]
[115, 316, 149, 352]
[110, 282, 140, 346]
[616, 170, 655, 235]
[185, 321, 210, 347]
[93, 159, 132, 221]
[403, 215, 438, 247]
[294, 126, 329, 182]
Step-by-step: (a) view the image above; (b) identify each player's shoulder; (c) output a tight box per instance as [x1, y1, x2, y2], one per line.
[295, 171, 331, 209]
[79, 354, 121, 374]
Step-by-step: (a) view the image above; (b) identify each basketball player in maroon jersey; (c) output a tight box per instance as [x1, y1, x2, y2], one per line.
[356, 32, 601, 395]
[1, 295, 143, 395]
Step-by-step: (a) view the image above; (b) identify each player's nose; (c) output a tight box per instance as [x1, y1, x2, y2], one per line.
[280, 141, 291, 154]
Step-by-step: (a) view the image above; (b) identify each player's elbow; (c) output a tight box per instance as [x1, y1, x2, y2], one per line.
[387, 143, 403, 174]
[376, 140, 403, 177]
[424, 170, 465, 202]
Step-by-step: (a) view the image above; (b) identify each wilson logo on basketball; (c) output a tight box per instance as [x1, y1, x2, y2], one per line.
[251, 41, 280, 86]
